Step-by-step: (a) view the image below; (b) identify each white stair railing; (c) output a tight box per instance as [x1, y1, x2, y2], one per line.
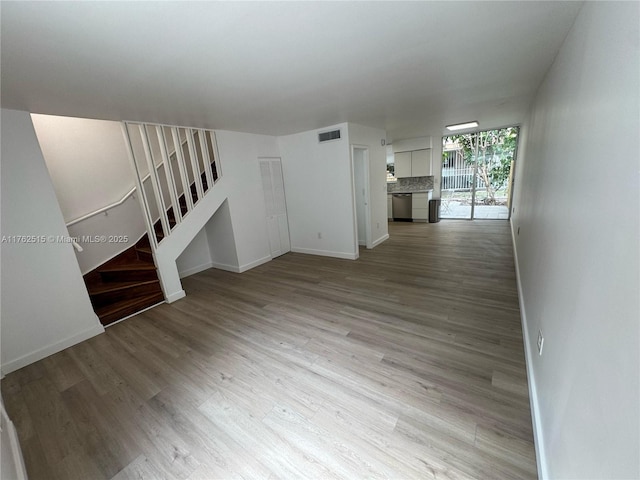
[122, 122, 221, 249]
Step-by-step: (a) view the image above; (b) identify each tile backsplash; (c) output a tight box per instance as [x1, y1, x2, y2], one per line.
[387, 176, 434, 193]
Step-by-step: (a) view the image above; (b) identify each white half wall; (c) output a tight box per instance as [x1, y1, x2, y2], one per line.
[348, 123, 389, 247]
[1, 109, 104, 375]
[278, 123, 358, 259]
[154, 130, 277, 298]
[511, 3, 639, 479]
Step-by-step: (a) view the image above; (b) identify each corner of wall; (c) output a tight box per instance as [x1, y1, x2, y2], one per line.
[371, 233, 389, 248]
[238, 255, 271, 273]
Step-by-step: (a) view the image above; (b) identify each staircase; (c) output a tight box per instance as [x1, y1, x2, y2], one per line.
[83, 235, 163, 326]
[83, 161, 218, 326]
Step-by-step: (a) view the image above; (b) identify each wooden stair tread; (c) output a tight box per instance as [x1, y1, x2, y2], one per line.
[98, 262, 157, 273]
[87, 279, 160, 295]
[95, 292, 164, 315]
[82, 232, 164, 326]
[96, 292, 165, 325]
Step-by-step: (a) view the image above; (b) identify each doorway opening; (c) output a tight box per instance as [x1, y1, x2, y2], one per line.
[351, 146, 371, 251]
[440, 127, 519, 220]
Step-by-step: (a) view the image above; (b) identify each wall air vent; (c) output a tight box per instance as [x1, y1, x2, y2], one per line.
[318, 129, 341, 143]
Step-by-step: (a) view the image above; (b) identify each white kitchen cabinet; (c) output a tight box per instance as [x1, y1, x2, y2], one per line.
[395, 149, 431, 177]
[394, 152, 412, 178]
[412, 192, 432, 222]
[411, 149, 431, 176]
[387, 194, 393, 219]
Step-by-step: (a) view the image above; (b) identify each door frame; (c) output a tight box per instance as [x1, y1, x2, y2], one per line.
[350, 145, 371, 253]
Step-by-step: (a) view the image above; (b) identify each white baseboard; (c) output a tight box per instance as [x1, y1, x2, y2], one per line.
[210, 262, 241, 273]
[104, 301, 165, 327]
[291, 247, 358, 260]
[179, 255, 272, 276]
[371, 234, 389, 248]
[179, 262, 214, 278]
[238, 255, 271, 273]
[0, 321, 105, 376]
[165, 289, 186, 303]
[511, 220, 547, 480]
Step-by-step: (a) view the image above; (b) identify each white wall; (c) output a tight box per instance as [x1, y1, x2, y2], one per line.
[391, 136, 432, 153]
[31, 115, 134, 221]
[348, 123, 389, 247]
[278, 123, 358, 259]
[205, 199, 240, 272]
[176, 227, 212, 278]
[0, 109, 104, 375]
[511, 3, 639, 479]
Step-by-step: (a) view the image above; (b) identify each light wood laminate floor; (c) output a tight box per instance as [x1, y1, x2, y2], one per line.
[2, 220, 537, 479]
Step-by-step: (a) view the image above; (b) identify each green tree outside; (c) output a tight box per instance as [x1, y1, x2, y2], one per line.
[443, 127, 519, 205]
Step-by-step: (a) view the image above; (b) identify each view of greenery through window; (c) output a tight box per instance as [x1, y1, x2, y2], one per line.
[441, 127, 519, 219]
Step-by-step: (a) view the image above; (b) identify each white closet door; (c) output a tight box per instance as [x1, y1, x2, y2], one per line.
[260, 161, 275, 216]
[267, 218, 282, 257]
[260, 158, 291, 258]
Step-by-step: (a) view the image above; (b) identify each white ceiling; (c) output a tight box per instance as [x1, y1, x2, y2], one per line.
[1, 1, 582, 140]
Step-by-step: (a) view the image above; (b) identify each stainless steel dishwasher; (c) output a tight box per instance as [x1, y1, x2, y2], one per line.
[392, 193, 412, 221]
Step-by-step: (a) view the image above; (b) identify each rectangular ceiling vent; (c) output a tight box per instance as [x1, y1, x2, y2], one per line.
[318, 129, 341, 143]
